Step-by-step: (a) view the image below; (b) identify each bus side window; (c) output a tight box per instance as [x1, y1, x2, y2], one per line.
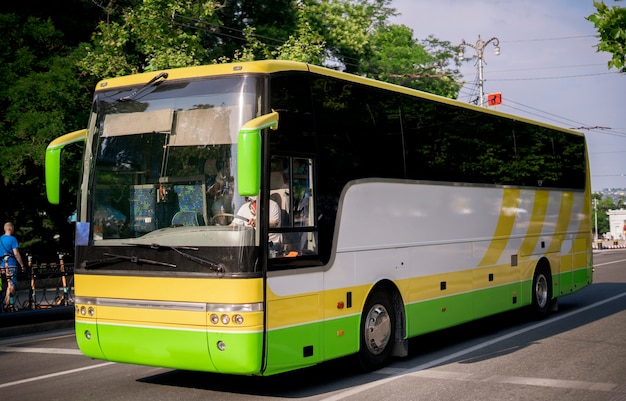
[292, 158, 313, 228]
[269, 156, 318, 262]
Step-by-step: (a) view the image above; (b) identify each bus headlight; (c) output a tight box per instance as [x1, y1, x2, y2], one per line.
[210, 313, 219, 324]
[220, 314, 230, 325]
[233, 314, 244, 325]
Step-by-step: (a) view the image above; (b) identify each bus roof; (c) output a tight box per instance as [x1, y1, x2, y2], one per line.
[95, 60, 584, 138]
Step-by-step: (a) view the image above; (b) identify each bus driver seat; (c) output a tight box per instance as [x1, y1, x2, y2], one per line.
[269, 171, 289, 212]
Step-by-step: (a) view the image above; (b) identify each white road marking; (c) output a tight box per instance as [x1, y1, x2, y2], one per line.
[594, 258, 626, 267]
[403, 369, 623, 393]
[0, 362, 115, 389]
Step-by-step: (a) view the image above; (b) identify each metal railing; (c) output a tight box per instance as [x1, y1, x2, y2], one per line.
[1, 254, 74, 312]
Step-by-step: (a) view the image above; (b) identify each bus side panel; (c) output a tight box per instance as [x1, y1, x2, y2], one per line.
[558, 239, 575, 295]
[572, 237, 593, 289]
[264, 288, 324, 375]
[320, 284, 369, 362]
[405, 291, 475, 337]
[473, 263, 522, 319]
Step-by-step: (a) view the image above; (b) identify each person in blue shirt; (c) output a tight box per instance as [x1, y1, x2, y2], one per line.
[2, 222, 25, 312]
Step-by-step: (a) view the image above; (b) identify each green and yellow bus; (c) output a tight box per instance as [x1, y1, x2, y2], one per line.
[45, 60, 592, 375]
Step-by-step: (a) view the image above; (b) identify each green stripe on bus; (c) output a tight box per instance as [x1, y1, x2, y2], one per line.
[76, 322, 264, 374]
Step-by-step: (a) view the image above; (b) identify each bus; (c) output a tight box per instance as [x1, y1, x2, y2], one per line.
[45, 60, 592, 376]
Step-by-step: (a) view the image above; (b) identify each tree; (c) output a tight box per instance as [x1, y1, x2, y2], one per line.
[212, 0, 300, 62]
[359, 26, 463, 97]
[304, 0, 396, 73]
[78, 0, 463, 98]
[0, 13, 92, 257]
[231, 3, 325, 64]
[78, 0, 223, 77]
[587, 1, 626, 73]
[235, 1, 462, 97]
[593, 192, 618, 236]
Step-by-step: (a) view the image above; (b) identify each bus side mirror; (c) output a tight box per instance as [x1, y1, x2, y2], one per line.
[237, 111, 279, 196]
[45, 129, 87, 204]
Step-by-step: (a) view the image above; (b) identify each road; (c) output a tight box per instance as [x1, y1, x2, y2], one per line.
[1, 250, 625, 401]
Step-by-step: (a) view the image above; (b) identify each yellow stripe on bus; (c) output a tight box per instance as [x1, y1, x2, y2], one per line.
[478, 188, 520, 267]
[75, 275, 264, 303]
[519, 190, 549, 258]
[547, 191, 574, 254]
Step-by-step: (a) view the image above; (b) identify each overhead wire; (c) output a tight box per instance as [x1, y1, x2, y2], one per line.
[453, 31, 622, 135]
[160, 12, 625, 141]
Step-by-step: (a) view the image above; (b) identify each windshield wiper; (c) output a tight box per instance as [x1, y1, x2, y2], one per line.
[118, 72, 168, 102]
[102, 252, 177, 268]
[123, 243, 225, 273]
[81, 256, 126, 270]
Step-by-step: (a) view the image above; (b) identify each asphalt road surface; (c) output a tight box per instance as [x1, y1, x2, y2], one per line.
[1, 250, 624, 401]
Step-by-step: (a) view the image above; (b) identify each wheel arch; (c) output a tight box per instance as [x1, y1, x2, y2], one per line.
[365, 279, 408, 358]
[536, 256, 556, 299]
[531, 257, 557, 317]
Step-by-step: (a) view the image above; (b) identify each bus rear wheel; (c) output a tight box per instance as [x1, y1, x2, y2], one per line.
[357, 290, 395, 371]
[531, 265, 552, 318]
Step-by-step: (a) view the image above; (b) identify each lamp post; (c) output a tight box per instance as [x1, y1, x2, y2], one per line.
[458, 35, 500, 107]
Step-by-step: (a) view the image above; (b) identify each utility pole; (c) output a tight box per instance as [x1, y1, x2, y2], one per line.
[458, 35, 500, 107]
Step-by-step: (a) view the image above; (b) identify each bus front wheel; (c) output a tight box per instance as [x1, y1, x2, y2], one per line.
[357, 290, 395, 371]
[531, 265, 552, 318]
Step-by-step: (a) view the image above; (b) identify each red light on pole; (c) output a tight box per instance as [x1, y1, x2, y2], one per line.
[487, 92, 502, 106]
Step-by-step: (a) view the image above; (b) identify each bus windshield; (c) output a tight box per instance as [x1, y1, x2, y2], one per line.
[82, 76, 262, 270]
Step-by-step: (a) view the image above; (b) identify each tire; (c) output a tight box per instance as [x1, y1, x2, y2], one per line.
[531, 265, 552, 318]
[357, 290, 395, 371]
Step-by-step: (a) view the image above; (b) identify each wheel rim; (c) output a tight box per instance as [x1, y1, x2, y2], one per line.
[535, 274, 548, 309]
[364, 303, 391, 355]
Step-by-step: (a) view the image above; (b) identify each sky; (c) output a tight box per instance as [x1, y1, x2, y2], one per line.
[390, 0, 625, 192]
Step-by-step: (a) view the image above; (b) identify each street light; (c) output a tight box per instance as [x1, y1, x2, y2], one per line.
[458, 35, 501, 107]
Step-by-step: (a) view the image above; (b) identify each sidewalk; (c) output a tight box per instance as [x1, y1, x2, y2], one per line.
[0, 306, 74, 338]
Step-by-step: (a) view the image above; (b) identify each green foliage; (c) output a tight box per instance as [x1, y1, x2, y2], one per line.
[360, 26, 463, 98]
[0, 13, 91, 257]
[273, 6, 326, 64]
[76, 0, 462, 97]
[231, 4, 326, 64]
[587, 1, 626, 73]
[591, 192, 626, 236]
[304, 0, 396, 72]
[212, 0, 299, 61]
[78, 0, 222, 77]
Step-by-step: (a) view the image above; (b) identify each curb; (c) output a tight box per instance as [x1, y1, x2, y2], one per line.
[0, 306, 74, 338]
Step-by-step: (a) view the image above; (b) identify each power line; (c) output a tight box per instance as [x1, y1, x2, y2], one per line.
[489, 72, 619, 81]
[457, 85, 626, 139]
[487, 63, 607, 74]
[502, 35, 597, 43]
